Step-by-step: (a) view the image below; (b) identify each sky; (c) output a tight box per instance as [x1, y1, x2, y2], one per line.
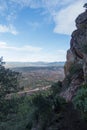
[0, 0, 86, 62]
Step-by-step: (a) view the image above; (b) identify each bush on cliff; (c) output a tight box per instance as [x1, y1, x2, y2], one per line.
[73, 84, 87, 120]
[51, 81, 62, 95]
[24, 91, 66, 130]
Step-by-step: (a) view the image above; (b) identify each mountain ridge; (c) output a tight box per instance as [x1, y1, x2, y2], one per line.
[5, 61, 65, 68]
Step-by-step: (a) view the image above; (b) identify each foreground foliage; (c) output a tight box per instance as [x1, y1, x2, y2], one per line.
[0, 57, 21, 121]
[0, 81, 66, 130]
[0, 57, 87, 130]
[73, 84, 87, 120]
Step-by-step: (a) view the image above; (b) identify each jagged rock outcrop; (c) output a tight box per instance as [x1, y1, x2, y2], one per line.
[64, 49, 74, 76]
[61, 10, 87, 101]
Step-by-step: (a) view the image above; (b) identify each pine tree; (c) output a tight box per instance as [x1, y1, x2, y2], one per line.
[0, 57, 21, 121]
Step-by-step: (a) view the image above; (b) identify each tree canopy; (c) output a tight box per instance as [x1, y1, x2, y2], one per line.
[0, 57, 21, 98]
[0, 57, 21, 121]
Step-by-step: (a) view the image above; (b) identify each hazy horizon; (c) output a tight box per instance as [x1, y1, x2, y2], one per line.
[5, 60, 65, 63]
[5, 61, 65, 68]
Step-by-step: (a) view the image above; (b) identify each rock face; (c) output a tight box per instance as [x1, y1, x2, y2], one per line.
[64, 49, 74, 76]
[62, 10, 87, 101]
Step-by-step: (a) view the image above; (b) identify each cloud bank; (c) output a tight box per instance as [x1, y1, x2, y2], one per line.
[0, 41, 66, 62]
[53, 0, 86, 35]
[0, 0, 86, 35]
[0, 42, 42, 52]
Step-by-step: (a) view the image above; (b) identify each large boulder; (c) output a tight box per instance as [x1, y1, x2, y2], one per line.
[62, 10, 87, 101]
[65, 10, 87, 83]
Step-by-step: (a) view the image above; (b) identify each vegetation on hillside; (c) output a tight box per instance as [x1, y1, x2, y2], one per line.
[0, 57, 22, 121]
[0, 73, 66, 130]
[73, 84, 87, 120]
[0, 57, 87, 130]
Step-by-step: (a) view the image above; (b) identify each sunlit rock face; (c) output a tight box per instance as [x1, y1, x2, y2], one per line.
[64, 49, 74, 76]
[62, 10, 87, 101]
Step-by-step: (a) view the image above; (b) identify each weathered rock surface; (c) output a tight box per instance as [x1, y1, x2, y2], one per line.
[64, 49, 74, 76]
[62, 10, 87, 101]
[76, 11, 87, 29]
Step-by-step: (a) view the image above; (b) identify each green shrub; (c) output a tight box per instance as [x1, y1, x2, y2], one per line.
[28, 93, 54, 129]
[24, 91, 66, 130]
[9, 93, 54, 130]
[0, 96, 30, 130]
[73, 84, 87, 120]
[51, 81, 62, 95]
[0, 89, 66, 130]
[0, 57, 22, 121]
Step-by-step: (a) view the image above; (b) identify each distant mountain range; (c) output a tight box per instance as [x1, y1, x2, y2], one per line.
[5, 61, 65, 68]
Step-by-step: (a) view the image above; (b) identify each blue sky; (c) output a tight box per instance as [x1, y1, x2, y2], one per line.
[0, 0, 86, 62]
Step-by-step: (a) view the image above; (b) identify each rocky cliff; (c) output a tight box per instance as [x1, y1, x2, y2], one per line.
[61, 10, 87, 101]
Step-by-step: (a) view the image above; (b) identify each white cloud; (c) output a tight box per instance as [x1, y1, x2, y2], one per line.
[10, 0, 43, 8]
[0, 24, 18, 35]
[10, 0, 74, 9]
[0, 42, 42, 52]
[13, 0, 86, 35]
[53, 0, 86, 35]
[0, 41, 66, 62]
[0, 0, 86, 35]
[0, 51, 65, 62]
[0, 41, 7, 47]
